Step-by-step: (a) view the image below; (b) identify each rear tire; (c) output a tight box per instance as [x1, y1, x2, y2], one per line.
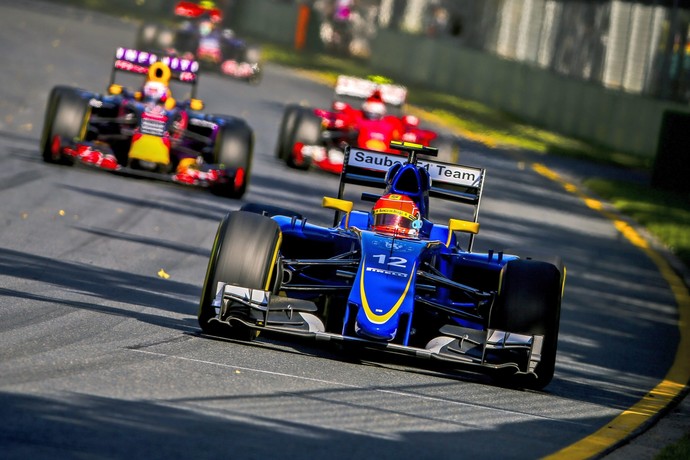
[490, 259, 563, 390]
[198, 211, 281, 340]
[287, 109, 322, 170]
[210, 117, 254, 199]
[40, 86, 91, 165]
[275, 104, 304, 161]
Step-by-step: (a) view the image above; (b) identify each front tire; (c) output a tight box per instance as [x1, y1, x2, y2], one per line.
[490, 259, 563, 389]
[198, 211, 282, 340]
[40, 86, 91, 164]
[210, 117, 254, 199]
[275, 104, 304, 161]
[287, 109, 322, 170]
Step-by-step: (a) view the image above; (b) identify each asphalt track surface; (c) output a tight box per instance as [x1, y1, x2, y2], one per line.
[0, 1, 688, 459]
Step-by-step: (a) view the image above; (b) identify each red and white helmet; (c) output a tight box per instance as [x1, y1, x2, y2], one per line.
[372, 193, 421, 238]
[142, 80, 168, 104]
[362, 90, 386, 120]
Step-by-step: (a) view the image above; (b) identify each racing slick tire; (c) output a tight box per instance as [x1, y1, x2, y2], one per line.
[246, 64, 262, 86]
[40, 86, 91, 165]
[490, 259, 563, 390]
[198, 211, 281, 341]
[210, 117, 254, 199]
[240, 202, 303, 219]
[431, 135, 460, 164]
[275, 104, 305, 161]
[287, 109, 322, 170]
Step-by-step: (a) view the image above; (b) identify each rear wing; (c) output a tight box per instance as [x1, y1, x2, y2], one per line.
[337, 146, 485, 207]
[334, 75, 407, 107]
[110, 48, 200, 95]
[336, 144, 486, 248]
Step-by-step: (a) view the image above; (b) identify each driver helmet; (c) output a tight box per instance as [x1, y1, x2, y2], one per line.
[199, 19, 214, 36]
[142, 80, 168, 104]
[372, 193, 422, 238]
[362, 90, 386, 120]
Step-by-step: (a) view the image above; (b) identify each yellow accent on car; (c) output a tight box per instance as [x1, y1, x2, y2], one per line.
[373, 207, 417, 221]
[360, 261, 416, 324]
[322, 197, 353, 213]
[264, 232, 282, 291]
[364, 138, 387, 151]
[147, 62, 172, 85]
[108, 84, 122, 95]
[447, 219, 479, 247]
[128, 134, 170, 165]
[390, 140, 424, 149]
[190, 99, 204, 111]
[322, 197, 354, 227]
[78, 105, 92, 142]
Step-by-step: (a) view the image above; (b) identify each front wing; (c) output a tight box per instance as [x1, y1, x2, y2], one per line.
[207, 283, 544, 377]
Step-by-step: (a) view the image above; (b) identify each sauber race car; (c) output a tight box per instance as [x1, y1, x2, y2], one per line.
[135, 1, 262, 84]
[200, 141, 565, 389]
[275, 75, 459, 174]
[40, 47, 254, 199]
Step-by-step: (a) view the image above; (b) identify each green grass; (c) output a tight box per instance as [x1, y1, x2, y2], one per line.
[585, 178, 690, 268]
[657, 433, 690, 460]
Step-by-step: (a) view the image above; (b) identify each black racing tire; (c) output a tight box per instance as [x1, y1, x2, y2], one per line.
[198, 211, 281, 340]
[287, 109, 322, 170]
[246, 65, 262, 86]
[40, 86, 91, 165]
[275, 104, 304, 161]
[431, 134, 460, 164]
[490, 259, 563, 390]
[240, 202, 303, 219]
[210, 117, 254, 199]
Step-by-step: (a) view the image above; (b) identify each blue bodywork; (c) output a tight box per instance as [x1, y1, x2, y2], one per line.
[202, 142, 565, 388]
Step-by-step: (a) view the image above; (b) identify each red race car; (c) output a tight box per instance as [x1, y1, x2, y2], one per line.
[173, 0, 223, 22]
[275, 75, 459, 173]
[136, 1, 262, 84]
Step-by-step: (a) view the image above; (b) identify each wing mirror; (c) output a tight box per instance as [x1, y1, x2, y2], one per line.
[447, 219, 479, 247]
[190, 98, 204, 111]
[322, 197, 354, 227]
[108, 84, 123, 95]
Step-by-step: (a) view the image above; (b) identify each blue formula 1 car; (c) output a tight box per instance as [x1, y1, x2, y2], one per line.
[199, 141, 566, 389]
[41, 47, 254, 198]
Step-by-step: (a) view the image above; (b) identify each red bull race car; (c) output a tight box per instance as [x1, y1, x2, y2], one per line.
[40, 47, 254, 199]
[135, 1, 262, 84]
[200, 141, 565, 389]
[275, 75, 459, 174]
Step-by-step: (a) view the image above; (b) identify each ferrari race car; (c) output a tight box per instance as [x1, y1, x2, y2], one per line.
[200, 141, 566, 389]
[275, 75, 459, 174]
[173, 0, 223, 22]
[40, 47, 254, 199]
[135, 1, 262, 84]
